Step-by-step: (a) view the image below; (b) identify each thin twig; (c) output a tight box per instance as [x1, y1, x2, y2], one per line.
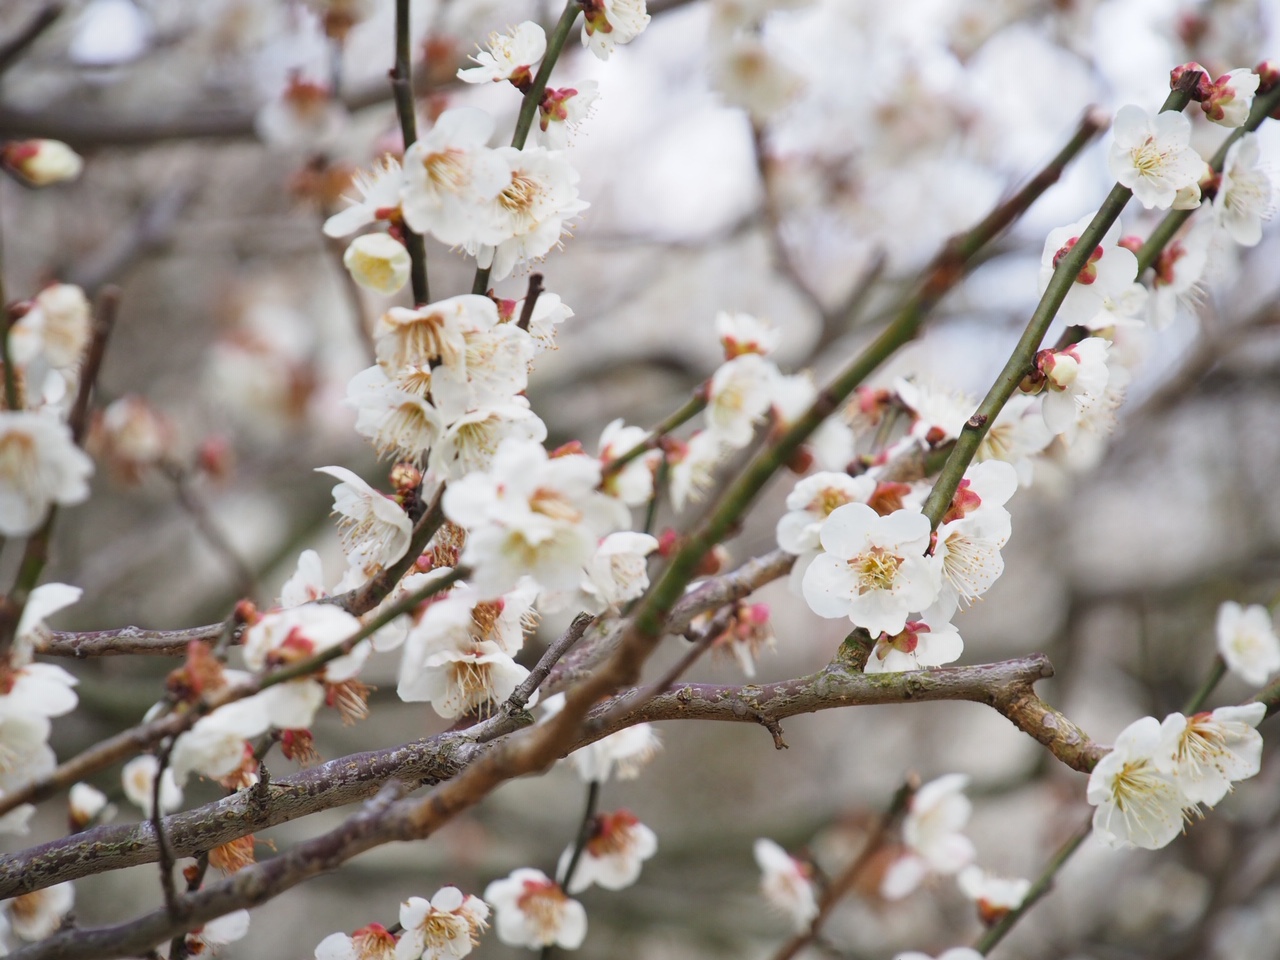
[0, 4, 62, 78]
[516, 273, 544, 332]
[391, 0, 428, 304]
[504, 613, 595, 717]
[771, 780, 915, 960]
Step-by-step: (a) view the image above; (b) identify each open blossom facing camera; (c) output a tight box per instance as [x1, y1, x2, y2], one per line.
[753, 838, 818, 931]
[1107, 105, 1204, 210]
[400, 108, 510, 244]
[1087, 716, 1186, 850]
[1215, 600, 1280, 686]
[802, 503, 939, 637]
[394, 887, 489, 960]
[484, 868, 586, 950]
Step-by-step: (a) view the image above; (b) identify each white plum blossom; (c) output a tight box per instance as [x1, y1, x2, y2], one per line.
[374, 296, 488, 375]
[1038, 337, 1111, 437]
[395, 887, 490, 960]
[5, 881, 74, 941]
[717, 311, 780, 359]
[669, 429, 731, 512]
[1202, 68, 1260, 127]
[769, 371, 856, 471]
[280, 550, 329, 608]
[558, 809, 658, 893]
[466, 146, 588, 281]
[573, 531, 660, 614]
[428, 400, 547, 481]
[0, 659, 79, 720]
[505, 289, 573, 352]
[864, 616, 964, 674]
[184, 910, 251, 955]
[484, 868, 587, 950]
[957, 865, 1030, 923]
[13, 582, 81, 662]
[429, 314, 534, 421]
[929, 460, 1018, 619]
[706, 353, 778, 447]
[68, 781, 115, 830]
[316, 466, 413, 579]
[347, 366, 445, 464]
[1213, 134, 1273, 247]
[343, 234, 411, 295]
[10, 283, 92, 370]
[1157, 703, 1266, 807]
[709, 34, 805, 124]
[443, 437, 627, 596]
[543, 693, 661, 780]
[400, 108, 510, 244]
[1087, 715, 1186, 850]
[458, 21, 546, 86]
[882, 774, 976, 899]
[121, 754, 183, 818]
[802, 503, 939, 637]
[397, 586, 533, 718]
[1215, 600, 1280, 686]
[581, 0, 650, 60]
[895, 378, 972, 445]
[315, 923, 399, 960]
[1107, 105, 1204, 210]
[597, 418, 660, 506]
[1148, 220, 1212, 330]
[169, 696, 271, 786]
[255, 74, 347, 150]
[776, 472, 874, 556]
[323, 157, 404, 238]
[753, 838, 818, 931]
[894, 950, 984, 960]
[533, 81, 600, 149]
[1038, 216, 1139, 329]
[0, 411, 94, 536]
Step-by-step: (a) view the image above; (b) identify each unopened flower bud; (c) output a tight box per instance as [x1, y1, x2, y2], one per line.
[343, 233, 410, 295]
[2, 140, 83, 186]
[1256, 60, 1280, 95]
[1169, 61, 1212, 100]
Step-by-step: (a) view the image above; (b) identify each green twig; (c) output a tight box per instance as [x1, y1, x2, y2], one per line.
[471, 0, 582, 296]
[973, 816, 1093, 955]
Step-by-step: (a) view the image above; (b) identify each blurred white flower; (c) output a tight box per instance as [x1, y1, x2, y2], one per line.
[314, 923, 398, 960]
[10, 284, 93, 370]
[255, 73, 347, 150]
[121, 754, 183, 818]
[1038, 216, 1138, 329]
[1, 140, 82, 187]
[543, 694, 662, 781]
[753, 838, 818, 931]
[706, 353, 779, 447]
[484, 868, 586, 950]
[882, 774, 975, 899]
[68, 782, 115, 831]
[597, 419, 659, 507]
[1215, 601, 1280, 686]
[957, 865, 1030, 924]
[559, 809, 658, 893]
[323, 157, 405, 238]
[0, 411, 94, 537]
[458, 21, 545, 86]
[1157, 703, 1266, 806]
[5, 881, 74, 941]
[1213, 134, 1273, 247]
[184, 909, 251, 955]
[581, 0, 650, 60]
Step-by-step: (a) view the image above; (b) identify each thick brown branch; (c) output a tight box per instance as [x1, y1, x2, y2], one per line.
[39, 624, 225, 658]
[0, 654, 1102, 904]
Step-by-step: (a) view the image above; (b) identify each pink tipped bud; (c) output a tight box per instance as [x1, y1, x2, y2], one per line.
[2, 139, 83, 186]
[1170, 61, 1213, 100]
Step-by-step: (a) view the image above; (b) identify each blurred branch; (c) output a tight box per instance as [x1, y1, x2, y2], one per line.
[65, 181, 197, 295]
[0, 4, 62, 79]
[391, 0, 428, 305]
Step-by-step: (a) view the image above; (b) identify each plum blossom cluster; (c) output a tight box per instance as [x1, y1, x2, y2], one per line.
[312, 887, 489, 960]
[1087, 703, 1266, 850]
[755, 775, 1028, 936]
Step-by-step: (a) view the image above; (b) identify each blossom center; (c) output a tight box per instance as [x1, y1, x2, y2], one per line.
[516, 879, 568, 942]
[850, 546, 903, 594]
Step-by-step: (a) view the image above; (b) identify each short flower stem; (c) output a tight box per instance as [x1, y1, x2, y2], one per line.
[542, 778, 602, 960]
[972, 815, 1093, 955]
[391, 0, 428, 304]
[1184, 656, 1228, 714]
[472, 0, 582, 296]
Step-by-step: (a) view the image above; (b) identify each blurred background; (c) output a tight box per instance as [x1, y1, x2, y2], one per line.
[4, 0, 1280, 957]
